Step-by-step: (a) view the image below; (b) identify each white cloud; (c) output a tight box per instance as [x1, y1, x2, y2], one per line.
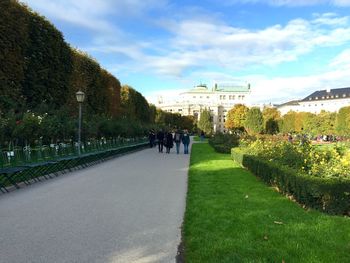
[142, 14, 350, 77]
[329, 49, 350, 68]
[223, 0, 350, 6]
[21, 0, 167, 32]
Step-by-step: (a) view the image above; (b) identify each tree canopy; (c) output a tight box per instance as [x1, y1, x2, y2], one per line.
[225, 104, 249, 131]
[198, 108, 212, 135]
[245, 107, 264, 135]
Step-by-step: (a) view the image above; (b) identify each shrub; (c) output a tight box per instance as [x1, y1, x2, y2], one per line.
[208, 133, 239, 153]
[231, 148, 350, 215]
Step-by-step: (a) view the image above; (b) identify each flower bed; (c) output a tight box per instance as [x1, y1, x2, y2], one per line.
[231, 140, 350, 215]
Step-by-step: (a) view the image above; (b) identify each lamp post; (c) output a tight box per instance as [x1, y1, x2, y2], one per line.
[76, 90, 85, 155]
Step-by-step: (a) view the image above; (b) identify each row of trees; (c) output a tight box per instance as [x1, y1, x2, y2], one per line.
[0, 1, 195, 147]
[198, 104, 350, 137]
[1, 1, 121, 117]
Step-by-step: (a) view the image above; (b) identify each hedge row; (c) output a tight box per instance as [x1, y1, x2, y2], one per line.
[208, 133, 239, 153]
[231, 148, 350, 215]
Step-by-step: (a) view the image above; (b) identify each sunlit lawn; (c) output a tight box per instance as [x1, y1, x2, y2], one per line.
[183, 143, 350, 263]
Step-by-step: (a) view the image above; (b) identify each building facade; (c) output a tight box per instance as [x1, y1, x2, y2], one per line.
[157, 83, 251, 132]
[277, 87, 350, 115]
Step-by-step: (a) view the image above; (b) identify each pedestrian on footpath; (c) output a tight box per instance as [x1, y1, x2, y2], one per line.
[149, 129, 155, 148]
[182, 129, 190, 154]
[165, 131, 174, 154]
[156, 129, 165, 153]
[174, 129, 183, 154]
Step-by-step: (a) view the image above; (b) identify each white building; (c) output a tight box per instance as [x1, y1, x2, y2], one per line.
[277, 87, 350, 115]
[157, 83, 251, 132]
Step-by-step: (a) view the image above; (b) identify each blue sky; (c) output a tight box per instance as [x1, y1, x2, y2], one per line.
[22, 0, 350, 104]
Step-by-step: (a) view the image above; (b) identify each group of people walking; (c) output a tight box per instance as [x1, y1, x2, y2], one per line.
[149, 129, 190, 154]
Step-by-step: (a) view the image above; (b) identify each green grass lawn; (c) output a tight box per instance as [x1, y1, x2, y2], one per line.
[183, 143, 350, 263]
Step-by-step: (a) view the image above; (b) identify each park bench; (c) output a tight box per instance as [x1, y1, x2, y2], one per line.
[0, 141, 148, 193]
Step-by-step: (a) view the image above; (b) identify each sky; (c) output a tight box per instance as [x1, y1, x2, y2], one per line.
[21, 0, 350, 104]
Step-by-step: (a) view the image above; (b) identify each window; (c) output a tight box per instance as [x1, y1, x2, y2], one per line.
[331, 95, 334, 98]
[322, 96, 325, 99]
[223, 109, 227, 112]
[200, 96, 202, 98]
[343, 94, 346, 97]
[178, 109, 182, 112]
[309, 98, 312, 100]
[315, 97, 318, 100]
[336, 95, 339, 98]
[207, 96, 210, 99]
[193, 96, 196, 98]
[242, 95, 245, 99]
[223, 95, 226, 99]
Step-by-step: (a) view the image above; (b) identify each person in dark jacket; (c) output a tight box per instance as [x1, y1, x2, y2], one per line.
[182, 129, 190, 154]
[174, 129, 183, 154]
[149, 130, 155, 148]
[165, 131, 174, 154]
[156, 129, 165, 153]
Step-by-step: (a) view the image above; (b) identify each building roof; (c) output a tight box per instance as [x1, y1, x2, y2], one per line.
[188, 84, 209, 92]
[301, 87, 350, 102]
[214, 83, 250, 92]
[277, 100, 300, 107]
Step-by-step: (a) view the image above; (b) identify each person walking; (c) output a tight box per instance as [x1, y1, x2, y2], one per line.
[148, 130, 155, 148]
[165, 131, 174, 154]
[156, 129, 165, 153]
[174, 129, 183, 154]
[200, 130, 205, 141]
[182, 129, 190, 154]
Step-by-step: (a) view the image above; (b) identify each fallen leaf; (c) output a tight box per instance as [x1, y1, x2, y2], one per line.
[245, 195, 249, 198]
[263, 235, 268, 240]
[274, 221, 283, 225]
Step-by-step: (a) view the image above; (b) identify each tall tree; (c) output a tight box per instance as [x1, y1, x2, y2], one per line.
[225, 104, 249, 132]
[336, 106, 350, 136]
[198, 108, 212, 135]
[262, 107, 280, 134]
[244, 107, 264, 135]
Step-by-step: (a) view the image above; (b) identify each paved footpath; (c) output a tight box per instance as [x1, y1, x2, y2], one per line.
[0, 143, 191, 263]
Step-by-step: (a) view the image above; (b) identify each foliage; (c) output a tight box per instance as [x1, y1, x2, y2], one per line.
[208, 133, 239, 153]
[197, 108, 212, 135]
[244, 107, 264, 135]
[241, 139, 350, 179]
[262, 107, 280, 134]
[121, 85, 151, 123]
[0, 1, 121, 117]
[335, 106, 350, 136]
[225, 103, 248, 131]
[232, 149, 350, 215]
[184, 143, 350, 263]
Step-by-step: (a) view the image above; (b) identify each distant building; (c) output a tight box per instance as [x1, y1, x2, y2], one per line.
[157, 82, 251, 133]
[277, 87, 350, 115]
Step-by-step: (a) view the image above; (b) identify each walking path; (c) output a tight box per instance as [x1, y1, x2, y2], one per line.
[0, 142, 191, 263]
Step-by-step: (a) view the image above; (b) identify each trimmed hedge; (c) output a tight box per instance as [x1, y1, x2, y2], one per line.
[231, 148, 350, 215]
[208, 133, 239, 153]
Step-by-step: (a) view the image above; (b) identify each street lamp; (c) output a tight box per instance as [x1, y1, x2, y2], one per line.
[76, 90, 85, 155]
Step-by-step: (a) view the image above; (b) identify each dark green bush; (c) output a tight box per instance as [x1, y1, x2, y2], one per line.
[231, 148, 350, 215]
[209, 133, 239, 153]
